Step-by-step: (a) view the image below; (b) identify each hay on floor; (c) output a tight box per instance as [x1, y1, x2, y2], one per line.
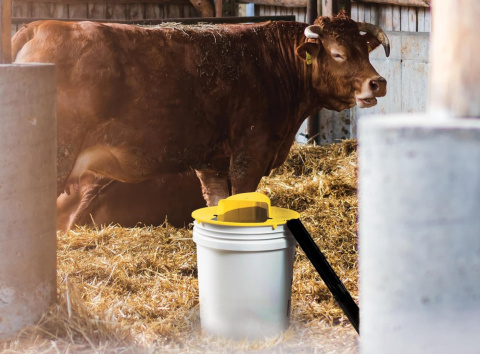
[1, 140, 359, 353]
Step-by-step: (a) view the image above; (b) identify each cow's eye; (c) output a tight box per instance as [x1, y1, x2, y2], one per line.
[331, 51, 345, 61]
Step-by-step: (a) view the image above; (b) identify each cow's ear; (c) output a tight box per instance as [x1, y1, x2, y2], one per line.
[362, 33, 381, 53]
[296, 43, 320, 65]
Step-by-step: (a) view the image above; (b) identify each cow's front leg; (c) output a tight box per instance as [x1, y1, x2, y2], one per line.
[195, 170, 230, 206]
[229, 147, 274, 195]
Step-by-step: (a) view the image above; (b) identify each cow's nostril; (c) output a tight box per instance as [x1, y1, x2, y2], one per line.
[369, 77, 386, 93]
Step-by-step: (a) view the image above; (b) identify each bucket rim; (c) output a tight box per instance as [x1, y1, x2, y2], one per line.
[192, 205, 300, 228]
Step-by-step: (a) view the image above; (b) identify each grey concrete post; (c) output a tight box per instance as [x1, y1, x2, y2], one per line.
[0, 64, 57, 338]
[358, 114, 480, 354]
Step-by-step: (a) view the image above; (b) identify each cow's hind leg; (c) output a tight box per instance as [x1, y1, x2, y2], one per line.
[64, 175, 114, 230]
[195, 170, 230, 206]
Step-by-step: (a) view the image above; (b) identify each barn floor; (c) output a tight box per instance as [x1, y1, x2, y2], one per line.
[1, 141, 359, 353]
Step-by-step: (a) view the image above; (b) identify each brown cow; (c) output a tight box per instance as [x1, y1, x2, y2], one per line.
[12, 12, 389, 230]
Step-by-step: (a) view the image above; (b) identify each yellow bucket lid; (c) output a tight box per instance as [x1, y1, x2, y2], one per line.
[192, 192, 300, 228]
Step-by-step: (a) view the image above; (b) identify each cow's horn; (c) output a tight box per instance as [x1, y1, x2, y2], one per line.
[304, 25, 323, 39]
[357, 22, 390, 57]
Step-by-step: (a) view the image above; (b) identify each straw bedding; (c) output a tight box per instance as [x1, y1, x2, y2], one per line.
[1, 140, 359, 353]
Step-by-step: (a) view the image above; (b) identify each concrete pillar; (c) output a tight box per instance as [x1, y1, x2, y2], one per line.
[0, 64, 57, 338]
[358, 114, 480, 354]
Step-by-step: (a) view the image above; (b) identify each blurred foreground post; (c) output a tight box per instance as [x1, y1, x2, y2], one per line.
[0, 63, 57, 338]
[359, 0, 480, 353]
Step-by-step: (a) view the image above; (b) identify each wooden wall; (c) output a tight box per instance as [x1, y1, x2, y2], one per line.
[254, 5, 306, 22]
[350, 1, 430, 32]
[12, 1, 201, 35]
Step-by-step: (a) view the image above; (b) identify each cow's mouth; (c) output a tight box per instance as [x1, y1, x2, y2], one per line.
[356, 97, 377, 108]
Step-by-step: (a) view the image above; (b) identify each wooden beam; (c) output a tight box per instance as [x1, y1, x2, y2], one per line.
[12, 15, 295, 25]
[353, 0, 429, 7]
[12, 0, 190, 3]
[240, 0, 307, 8]
[215, 0, 235, 16]
[0, 0, 11, 64]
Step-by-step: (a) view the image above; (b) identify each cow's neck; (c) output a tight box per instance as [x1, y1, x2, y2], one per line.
[260, 23, 324, 127]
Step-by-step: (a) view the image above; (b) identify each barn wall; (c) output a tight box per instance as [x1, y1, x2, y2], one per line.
[254, 5, 307, 22]
[351, 2, 430, 32]
[350, 31, 430, 138]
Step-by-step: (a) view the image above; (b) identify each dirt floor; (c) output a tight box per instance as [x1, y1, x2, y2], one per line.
[1, 140, 359, 353]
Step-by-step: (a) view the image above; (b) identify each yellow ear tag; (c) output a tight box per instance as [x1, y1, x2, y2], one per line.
[305, 51, 313, 65]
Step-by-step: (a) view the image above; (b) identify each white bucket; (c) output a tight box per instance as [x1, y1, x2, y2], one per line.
[192, 192, 299, 340]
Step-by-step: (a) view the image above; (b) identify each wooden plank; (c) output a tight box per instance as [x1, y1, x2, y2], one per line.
[88, 2, 106, 19]
[53, 4, 69, 18]
[351, 2, 358, 20]
[408, 6, 416, 31]
[1, 0, 12, 63]
[245, 0, 306, 7]
[165, 4, 182, 18]
[217, 0, 235, 16]
[318, 109, 350, 144]
[400, 32, 429, 62]
[400, 5, 408, 31]
[12, 0, 194, 3]
[126, 3, 144, 19]
[402, 60, 429, 112]
[423, 6, 430, 32]
[357, 2, 364, 21]
[107, 3, 126, 19]
[364, 4, 370, 23]
[379, 4, 392, 31]
[12, 0, 28, 17]
[322, 0, 351, 17]
[257, 4, 263, 15]
[145, 3, 163, 18]
[353, 0, 429, 7]
[370, 3, 378, 25]
[69, 3, 88, 18]
[321, 0, 332, 16]
[392, 4, 400, 30]
[293, 7, 306, 22]
[417, 7, 424, 32]
[31, 2, 51, 17]
[185, 4, 199, 17]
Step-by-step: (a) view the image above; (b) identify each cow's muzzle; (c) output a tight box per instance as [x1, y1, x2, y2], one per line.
[356, 76, 387, 108]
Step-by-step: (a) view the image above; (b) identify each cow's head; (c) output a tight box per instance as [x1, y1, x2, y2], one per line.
[296, 12, 389, 111]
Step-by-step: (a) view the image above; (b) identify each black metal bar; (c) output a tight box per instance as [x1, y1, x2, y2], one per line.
[306, 0, 317, 24]
[12, 15, 296, 26]
[287, 218, 360, 334]
[305, 0, 319, 145]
